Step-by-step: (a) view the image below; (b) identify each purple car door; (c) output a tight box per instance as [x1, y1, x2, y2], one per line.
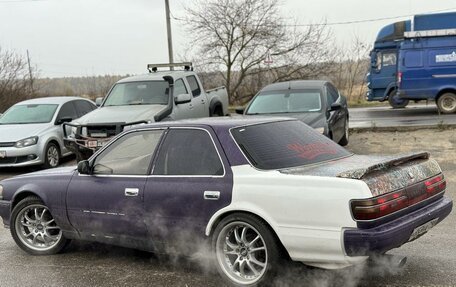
[66, 129, 165, 244]
[143, 128, 233, 250]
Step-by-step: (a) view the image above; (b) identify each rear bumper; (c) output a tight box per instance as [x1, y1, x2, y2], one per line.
[0, 200, 11, 228]
[344, 196, 452, 256]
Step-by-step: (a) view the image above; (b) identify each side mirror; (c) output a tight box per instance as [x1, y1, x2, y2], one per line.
[95, 97, 104, 107]
[55, 117, 73, 125]
[174, 93, 192, 105]
[77, 160, 91, 174]
[235, 107, 245, 115]
[329, 102, 342, 112]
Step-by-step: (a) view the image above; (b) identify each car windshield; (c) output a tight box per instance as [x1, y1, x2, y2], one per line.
[104, 81, 170, 106]
[0, 104, 58, 124]
[231, 120, 351, 170]
[246, 89, 322, 114]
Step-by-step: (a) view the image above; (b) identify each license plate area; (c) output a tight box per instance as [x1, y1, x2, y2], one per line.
[0, 151, 6, 158]
[408, 218, 438, 242]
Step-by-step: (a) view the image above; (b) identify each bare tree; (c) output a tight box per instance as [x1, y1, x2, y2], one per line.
[0, 47, 36, 112]
[330, 38, 371, 104]
[183, 0, 331, 104]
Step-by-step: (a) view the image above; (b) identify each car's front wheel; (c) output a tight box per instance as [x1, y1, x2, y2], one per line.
[10, 196, 70, 255]
[43, 142, 60, 168]
[388, 90, 409, 109]
[212, 213, 283, 287]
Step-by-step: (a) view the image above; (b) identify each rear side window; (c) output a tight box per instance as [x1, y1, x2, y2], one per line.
[153, 129, 223, 176]
[57, 102, 78, 121]
[74, 100, 96, 117]
[186, 76, 202, 97]
[231, 121, 351, 170]
[404, 51, 424, 68]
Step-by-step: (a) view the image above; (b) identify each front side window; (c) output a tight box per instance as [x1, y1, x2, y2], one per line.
[93, 130, 164, 175]
[0, 104, 58, 124]
[173, 79, 188, 96]
[104, 81, 170, 106]
[326, 85, 339, 105]
[246, 90, 322, 114]
[231, 120, 351, 170]
[376, 52, 382, 70]
[153, 129, 223, 176]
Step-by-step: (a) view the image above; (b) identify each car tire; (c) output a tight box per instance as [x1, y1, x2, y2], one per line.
[43, 142, 60, 169]
[437, 93, 456, 114]
[339, 117, 349, 146]
[10, 196, 70, 255]
[212, 213, 284, 287]
[388, 90, 409, 109]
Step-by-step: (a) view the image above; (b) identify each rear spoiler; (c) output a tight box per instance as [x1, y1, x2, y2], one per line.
[337, 152, 430, 179]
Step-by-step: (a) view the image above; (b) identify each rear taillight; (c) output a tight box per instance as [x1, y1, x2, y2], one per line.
[425, 175, 446, 196]
[351, 190, 408, 220]
[397, 72, 402, 86]
[351, 174, 446, 221]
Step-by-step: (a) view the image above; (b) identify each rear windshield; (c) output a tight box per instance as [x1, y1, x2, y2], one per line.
[231, 120, 351, 170]
[246, 89, 322, 114]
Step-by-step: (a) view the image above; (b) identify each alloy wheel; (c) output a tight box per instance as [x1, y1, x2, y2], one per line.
[14, 204, 62, 252]
[216, 222, 268, 285]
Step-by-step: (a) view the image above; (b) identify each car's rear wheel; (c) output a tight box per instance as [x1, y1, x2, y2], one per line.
[43, 143, 60, 168]
[10, 196, 69, 255]
[338, 117, 349, 146]
[213, 213, 282, 287]
[388, 90, 409, 109]
[437, 93, 456, 114]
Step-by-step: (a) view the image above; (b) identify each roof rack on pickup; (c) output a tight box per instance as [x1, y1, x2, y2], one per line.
[147, 62, 193, 73]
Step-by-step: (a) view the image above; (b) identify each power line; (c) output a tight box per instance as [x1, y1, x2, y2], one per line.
[0, 0, 47, 3]
[172, 6, 456, 27]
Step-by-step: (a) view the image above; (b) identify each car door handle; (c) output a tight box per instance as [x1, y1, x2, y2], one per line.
[201, 99, 206, 104]
[125, 188, 139, 197]
[189, 104, 194, 109]
[204, 191, 220, 200]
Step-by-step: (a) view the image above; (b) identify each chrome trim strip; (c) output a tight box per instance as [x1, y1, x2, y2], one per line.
[80, 126, 226, 178]
[432, 74, 456, 78]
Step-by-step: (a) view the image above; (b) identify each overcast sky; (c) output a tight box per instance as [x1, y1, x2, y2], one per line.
[0, 0, 455, 78]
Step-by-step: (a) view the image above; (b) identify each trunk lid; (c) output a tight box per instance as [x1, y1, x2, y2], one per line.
[279, 152, 442, 196]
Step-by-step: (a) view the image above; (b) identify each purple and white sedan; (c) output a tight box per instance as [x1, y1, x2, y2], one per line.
[0, 118, 452, 286]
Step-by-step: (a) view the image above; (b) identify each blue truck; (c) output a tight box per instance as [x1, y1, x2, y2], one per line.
[367, 12, 456, 113]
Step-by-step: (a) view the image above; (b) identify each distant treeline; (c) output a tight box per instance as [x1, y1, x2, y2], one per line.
[35, 75, 126, 100]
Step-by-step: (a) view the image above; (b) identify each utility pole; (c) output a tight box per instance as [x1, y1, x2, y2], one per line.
[26, 50, 34, 94]
[164, 0, 174, 70]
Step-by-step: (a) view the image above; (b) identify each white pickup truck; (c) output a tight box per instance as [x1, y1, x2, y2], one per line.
[63, 62, 229, 160]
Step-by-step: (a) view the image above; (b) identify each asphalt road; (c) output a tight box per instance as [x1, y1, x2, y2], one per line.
[0, 130, 455, 287]
[349, 104, 456, 129]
